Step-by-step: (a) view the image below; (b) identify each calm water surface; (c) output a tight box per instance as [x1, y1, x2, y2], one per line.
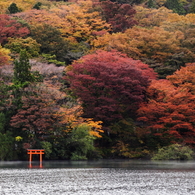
[0, 160, 195, 195]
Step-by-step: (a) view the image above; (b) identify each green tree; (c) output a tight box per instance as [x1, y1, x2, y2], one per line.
[189, 0, 195, 13]
[0, 80, 10, 109]
[0, 132, 15, 160]
[40, 141, 52, 159]
[5, 37, 41, 57]
[111, 0, 144, 4]
[8, 3, 20, 14]
[165, 0, 186, 15]
[0, 112, 6, 133]
[13, 49, 34, 86]
[33, 2, 42, 10]
[67, 124, 97, 160]
[152, 144, 194, 160]
[30, 24, 68, 62]
[147, 0, 155, 8]
[12, 50, 40, 109]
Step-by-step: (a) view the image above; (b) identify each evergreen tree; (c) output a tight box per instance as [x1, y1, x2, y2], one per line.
[33, 2, 42, 10]
[0, 113, 6, 133]
[13, 49, 34, 86]
[12, 50, 35, 109]
[8, 3, 20, 14]
[165, 0, 186, 15]
[147, 0, 155, 8]
[189, 0, 195, 13]
[0, 80, 9, 108]
[0, 132, 14, 160]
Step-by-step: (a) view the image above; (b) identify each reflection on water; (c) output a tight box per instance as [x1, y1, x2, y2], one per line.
[0, 160, 195, 194]
[1, 159, 195, 170]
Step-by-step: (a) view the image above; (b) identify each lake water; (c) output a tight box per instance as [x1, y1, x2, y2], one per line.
[0, 160, 195, 195]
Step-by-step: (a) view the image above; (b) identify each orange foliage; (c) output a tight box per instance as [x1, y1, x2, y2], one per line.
[137, 78, 195, 145]
[58, 101, 103, 138]
[56, 1, 110, 42]
[167, 63, 195, 93]
[15, 1, 110, 43]
[14, 9, 66, 29]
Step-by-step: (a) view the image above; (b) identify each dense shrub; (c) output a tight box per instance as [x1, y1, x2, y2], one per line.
[68, 124, 97, 160]
[5, 37, 40, 57]
[152, 144, 194, 160]
[0, 132, 15, 160]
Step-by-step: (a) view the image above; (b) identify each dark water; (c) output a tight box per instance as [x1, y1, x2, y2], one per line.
[0, 160, 195, 194]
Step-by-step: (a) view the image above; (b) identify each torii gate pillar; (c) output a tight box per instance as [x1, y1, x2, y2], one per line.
[27, 149, 45, 168]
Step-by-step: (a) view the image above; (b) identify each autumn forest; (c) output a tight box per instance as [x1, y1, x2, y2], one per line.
[1, 0, 195, 160]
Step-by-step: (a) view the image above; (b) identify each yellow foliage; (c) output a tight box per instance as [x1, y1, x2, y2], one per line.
[70, 118, 103, 138]
[0, 0, 36, 13]
[15, 136, 23, 141]
[91, 32, 139, 56]
[57, 103, 104, 138]
[156, 0, 167, 6]
[14, 1, 110, 44]
[161, 13, 195, 34]
[0, 0, 10, 14]
[0, 45, 11, 66]
[135, 6, 173, 27]
[51, 2, 110, 43]
[84, 118, 103, 138]
[0, 0, 55, 13]
[57, 102, 95, 132]
[92, 26, 183, 62]
[58, 103, 83, 128]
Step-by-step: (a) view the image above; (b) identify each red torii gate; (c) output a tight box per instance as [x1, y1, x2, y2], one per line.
[27, 149, 45, 168]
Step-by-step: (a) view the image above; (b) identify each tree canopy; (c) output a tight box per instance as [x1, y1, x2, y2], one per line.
[65, 50, 156, 126]
[0, 14, 29, 45]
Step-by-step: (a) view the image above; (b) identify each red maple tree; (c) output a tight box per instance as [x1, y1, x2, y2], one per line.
[100, 0, 138, 32]
[10, 92, 58, 145]
[0, 14, 29, 45]
[65, 50, 156, 126]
